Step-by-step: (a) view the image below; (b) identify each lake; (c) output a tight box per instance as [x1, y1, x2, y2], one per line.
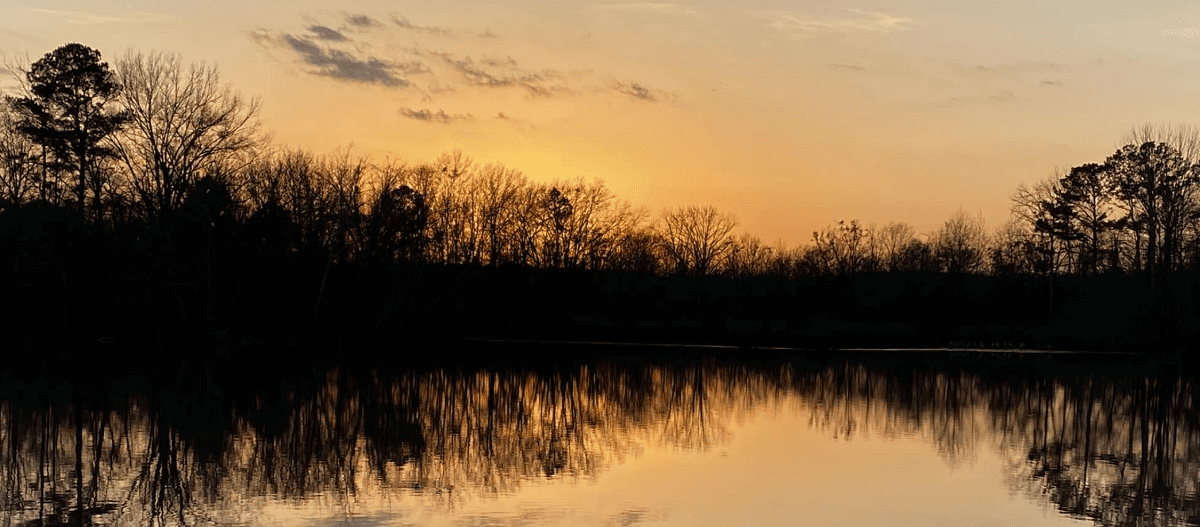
[0, 346, 1195, 526]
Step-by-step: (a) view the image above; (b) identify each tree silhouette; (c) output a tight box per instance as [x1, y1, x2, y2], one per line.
[543, 187, 573, 268]
[8, 43, 126, 225]
[874, 222, 917, 273]
[811, 219, 871, 275]
[1060, 163, 1115, 275]
[111, 51, 262, 229]
[656, 205, 737, 276]
[366, 184, 428, 264]
[0, 105, 38, 208]
[1105, 141, 1198, 283]
[934, 209, 988, 274]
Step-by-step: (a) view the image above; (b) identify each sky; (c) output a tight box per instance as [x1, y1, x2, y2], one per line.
[3, 0, 1200, 245]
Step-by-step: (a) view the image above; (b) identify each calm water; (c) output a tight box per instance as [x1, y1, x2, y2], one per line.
[1, 347, 1196, 526]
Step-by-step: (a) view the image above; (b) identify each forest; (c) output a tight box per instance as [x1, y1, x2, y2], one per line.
[2, 43, 1199, 354]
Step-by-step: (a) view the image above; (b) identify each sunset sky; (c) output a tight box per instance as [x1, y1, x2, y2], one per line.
[3, 0, 1200, 245]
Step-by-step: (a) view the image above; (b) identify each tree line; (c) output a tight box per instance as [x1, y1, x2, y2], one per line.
[2, 43, 1200, 346]
[8, 43, 1200, 281]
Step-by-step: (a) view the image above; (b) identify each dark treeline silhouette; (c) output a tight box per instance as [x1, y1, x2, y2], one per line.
[3, 43, 1200, 351]
[0, 349, 1197, 526]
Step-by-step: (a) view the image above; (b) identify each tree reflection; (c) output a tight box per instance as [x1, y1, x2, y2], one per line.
[784, 353, 1200, 527]
[0, 351, 1198, 526]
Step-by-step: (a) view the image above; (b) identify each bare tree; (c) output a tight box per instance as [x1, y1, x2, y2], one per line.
[112, 51, 263, 226]
[538, 177, 646, 270]
[723, 233, 773, 278]
[932, 209, 988, 274]
[473, 163, 526, 266]
[873, 222, 917, 272]
[655, 205, 737, 276]
[1010, 174, 1066, 275]
[0, 104, 38, 207]
[989, 218, 1042, 275]
[811, 219, 871, 275]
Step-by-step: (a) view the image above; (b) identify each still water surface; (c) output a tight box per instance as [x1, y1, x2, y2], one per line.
[1, 348, 1195, 526]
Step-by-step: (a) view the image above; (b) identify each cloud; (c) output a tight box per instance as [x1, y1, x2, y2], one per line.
[438, 55, 569, 97]
[481, 56, 518, 68]
[479, 29, 498, 39]
[768, 8, 913, 35]
[614, 81, 674, 102]
[828, 63, 865, 71]
[308, 25, 347, 41]
[345, 14, 382, 28]
[399, 107, 473, 123]
[1040, 80, 1062, 86]
[615, 81, 654, 100]
[390, 15, 453, 36]
[251, 30, 412, 87]
[595, 3, 699, 15]
[28, 7, 171, 24]
[252, 13, 677, 114]
[950, 89, 1014, 103]
[954, 61, 1065, 80]
[1163, 27, 1199, 38]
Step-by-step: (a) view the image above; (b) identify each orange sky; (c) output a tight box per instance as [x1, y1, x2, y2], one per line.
[4, 0, 1200, 245]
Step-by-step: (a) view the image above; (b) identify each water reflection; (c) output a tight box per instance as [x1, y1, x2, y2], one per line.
[0, 350, 1197, 526]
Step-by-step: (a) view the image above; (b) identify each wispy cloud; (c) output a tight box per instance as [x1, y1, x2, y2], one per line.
[614, 81, 674, 102]
[308, 25, 347, 41]
[27, 7, 171, 24]
[253, 13, 678, 126]
[1040, 80, 1063, 86]
[595, 3, 698, 15]
[399, 107, 473, 123]
[828, 63, 865, 71]
[768, 8, 913, 36]
[420, 52, 572, 97]
[345, 14, 382, 28]
[950, 89, 1014, 103]
[250, 30, 412, 87]
[1163, 27, 1199, 38]
[390, 15, 453, 36]
[955, 62, 1065, 80]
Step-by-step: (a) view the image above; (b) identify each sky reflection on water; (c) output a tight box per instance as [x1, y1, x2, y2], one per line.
[0, 350, 1191, 526]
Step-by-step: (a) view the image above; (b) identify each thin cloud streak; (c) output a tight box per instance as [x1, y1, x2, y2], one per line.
[949, 89, 1014, 103]
[768, 8, 914, 35]
[27, 7, 171, 24]
[389, 15, 453, 36]
[1163, 27, 1199, 38]
[399, 107, 473, 123]
[447, 55, 567, 96]
[594, 3, 699, 16]
[614, 81, 674, 102]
